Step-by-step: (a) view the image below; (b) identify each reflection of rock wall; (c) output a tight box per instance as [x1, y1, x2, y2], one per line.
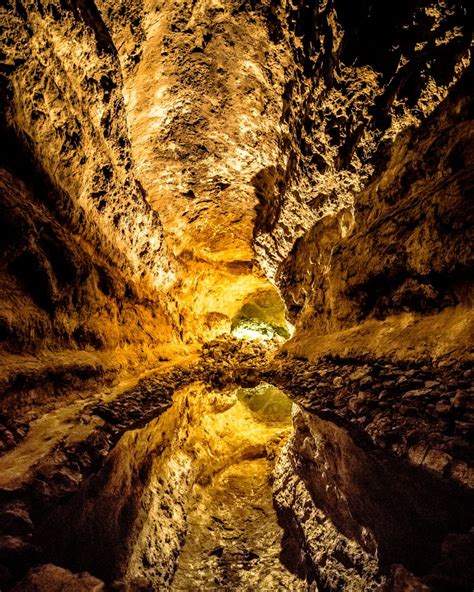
[274, 438, 382, 592]
[0, 331, 472, 589]
[268, 350, 474, 591]
[37, 383, 292, 588]
[274, 407, 474, 591]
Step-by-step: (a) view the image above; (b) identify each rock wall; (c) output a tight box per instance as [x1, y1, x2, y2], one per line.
[0, 0, 184, 429]
[269, 5, 473, 587]
[255, 0, 471, 279]
[0, 161, 178, 418]
[1, 0, 173, 286]
[2, 0, 470, 366]
[279, 67, 473, 355]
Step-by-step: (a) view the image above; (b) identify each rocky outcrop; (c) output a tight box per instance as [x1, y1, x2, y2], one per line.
[279, 68, 473, 351]
[255, 0, 471, 279]
[12, 564, 104, 592]
[272, 354, 474, 482]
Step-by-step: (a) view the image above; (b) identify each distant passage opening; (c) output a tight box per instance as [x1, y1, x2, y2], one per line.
[230, 288, 294, 341]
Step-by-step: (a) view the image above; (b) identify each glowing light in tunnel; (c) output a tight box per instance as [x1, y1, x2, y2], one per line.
[232, 325, 274, 341]
[229, 288, 296, 342]
[231, 316, 292, 342]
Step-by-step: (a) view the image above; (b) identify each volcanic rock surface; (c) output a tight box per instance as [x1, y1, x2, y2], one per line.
[0, 0, 473, 591]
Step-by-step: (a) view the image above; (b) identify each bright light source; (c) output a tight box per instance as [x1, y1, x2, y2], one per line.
[232, 326, 274, 341]
[231, 317, 287, 341]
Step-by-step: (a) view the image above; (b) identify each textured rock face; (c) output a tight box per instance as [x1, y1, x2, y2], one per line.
[254, 0, 471, 279]
[1, 0, 471, 359]
[279, 69, 473, 354]
[265, 8, 473, 588]
[12, 564, 104, 592]
[1, 0, 172, 287]
[0, 0, 183, 433]
[263, 9, 473, 587]
[5, 0, 469, 347]
[87, 0, 296, 335]
[0, 1, 472, 591]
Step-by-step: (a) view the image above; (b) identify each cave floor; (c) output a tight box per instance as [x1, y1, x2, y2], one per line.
[171, 457, 309, 591]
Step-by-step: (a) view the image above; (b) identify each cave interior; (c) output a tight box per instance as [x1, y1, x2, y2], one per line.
[0, 0, 473, 591]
